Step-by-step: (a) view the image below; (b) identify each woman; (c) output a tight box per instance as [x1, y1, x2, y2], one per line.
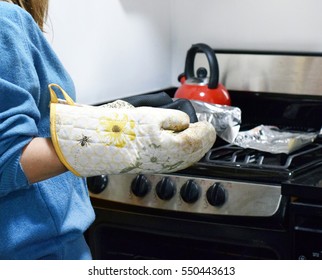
[0, 0, 95, 259]
[0, 0, 216, 260]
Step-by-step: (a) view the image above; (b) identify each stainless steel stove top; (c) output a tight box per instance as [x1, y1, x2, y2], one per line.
[88, 51, 322, 219]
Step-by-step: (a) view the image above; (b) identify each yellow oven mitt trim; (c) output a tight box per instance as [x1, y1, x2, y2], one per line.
[49, 84, 81, 176]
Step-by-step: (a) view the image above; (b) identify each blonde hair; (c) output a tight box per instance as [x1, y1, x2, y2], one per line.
[2, 0, 49, 31]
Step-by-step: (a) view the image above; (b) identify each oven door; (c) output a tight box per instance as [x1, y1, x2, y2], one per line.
[85, 199, 291, 260]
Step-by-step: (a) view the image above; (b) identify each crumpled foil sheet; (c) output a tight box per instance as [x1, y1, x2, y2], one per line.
[233, 125, 318, 154]
[190, 100, 318, 154]
[190, 100, 241, 143]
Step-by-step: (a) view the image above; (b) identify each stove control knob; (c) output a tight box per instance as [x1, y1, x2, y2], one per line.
[156, 177, 176, 200]
[180, 179, 200, 203]
[131, 174, 151, 197]
[206, 183, 226, 207]
[86, 175, 108, 194]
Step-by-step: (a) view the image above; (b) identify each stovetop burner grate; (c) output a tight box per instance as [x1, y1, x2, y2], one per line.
[206, 143, 322, 170]
[180, 143, 322, 184]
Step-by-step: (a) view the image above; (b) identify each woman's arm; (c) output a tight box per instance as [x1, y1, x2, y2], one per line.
[20, 137, 67, 184]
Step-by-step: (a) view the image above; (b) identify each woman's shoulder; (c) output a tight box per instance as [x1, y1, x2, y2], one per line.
[0, 1, 30, 15]
[0, 2, 34, 26]
[0, 1, 41, 45]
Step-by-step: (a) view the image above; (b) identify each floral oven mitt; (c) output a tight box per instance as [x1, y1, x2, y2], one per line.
[49, 84, 216, 177]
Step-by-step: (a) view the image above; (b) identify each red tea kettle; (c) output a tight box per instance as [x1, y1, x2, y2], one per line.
[174, 43, 231, 106]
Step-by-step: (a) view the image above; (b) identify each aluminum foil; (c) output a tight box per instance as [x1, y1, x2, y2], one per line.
[233, 125, 318, 154]
[189, 100, 241, 143]
[189, 100, 318, 154]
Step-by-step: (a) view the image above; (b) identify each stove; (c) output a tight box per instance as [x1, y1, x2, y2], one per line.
[183, 142, 322, 183]
[85, 51, 322, 260]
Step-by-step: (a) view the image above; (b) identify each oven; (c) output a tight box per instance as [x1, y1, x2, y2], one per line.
[85, 51, 322, 260]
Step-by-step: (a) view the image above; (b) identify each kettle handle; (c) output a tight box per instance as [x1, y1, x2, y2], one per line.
[184, 43, 219, 89]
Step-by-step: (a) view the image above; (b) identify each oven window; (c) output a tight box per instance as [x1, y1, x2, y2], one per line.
[87, 224, 279, 260]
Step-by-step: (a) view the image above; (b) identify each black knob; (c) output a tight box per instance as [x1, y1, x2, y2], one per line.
[131, 174, 151, 197]
[86, 175, 108, 194]
[196, 67, 208, 79]
[206, 183, 226, 206]
[156, 177, 176, 200]
[180, 180, 200, 203]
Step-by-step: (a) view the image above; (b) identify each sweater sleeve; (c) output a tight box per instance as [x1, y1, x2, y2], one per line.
[0, 8, 41, 195]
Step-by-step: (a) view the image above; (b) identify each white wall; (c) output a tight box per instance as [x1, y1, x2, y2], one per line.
[47, 0, 322, 103]
[171, 0, 322, 85]
[47, 0, 172, 104]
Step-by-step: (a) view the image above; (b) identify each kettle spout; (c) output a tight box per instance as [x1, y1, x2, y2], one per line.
[178, 73, 186, 84]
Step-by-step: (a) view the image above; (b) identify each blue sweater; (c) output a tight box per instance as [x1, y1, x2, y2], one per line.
[0, 3, 95, 259]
